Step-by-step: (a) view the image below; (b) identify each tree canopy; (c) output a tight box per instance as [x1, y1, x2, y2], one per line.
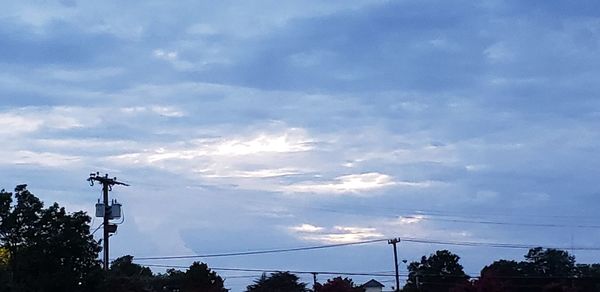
[180, 262, 227, 292]
[246, 272, 308, 292]
[476, 247, 597, 292]
[0, 185, 102, 292]
[316, 277, 365, 292]
[404, 250, 469, 292]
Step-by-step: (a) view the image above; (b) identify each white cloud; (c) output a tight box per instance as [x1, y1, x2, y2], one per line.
[153, 49, 178, 61]
[0, 150, 81, 167]
[292, 225, 384, 243]
[105, 128, 318, 193]
[204, 168, 302, 178]
[0, 107, 94, 136]
[110, 129, 314, 165]
[396, 215, 425, 225]
[283, 172, 398, 194]
[150, 106, 185, 118]
[290, 224, 324, 233]
[153, 49, 195, 70]
[0, 113, 43, 135]
[212, 132, 314, 156]
[121, 105, 186, 118]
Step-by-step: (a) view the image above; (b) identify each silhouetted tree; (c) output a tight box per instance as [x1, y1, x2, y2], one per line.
[151, 262, 227, 292]
[575, 263, 600, 291]
[0, 185, 102, 291]
[404, 250, 469, 292]
[152, 269, 185, 291]
[106, 255, 154, 291]
[524, 248, 576, 278]
[523, 248, 576, 291]
[181, 262, 227, 292]
[477, 260, 528, 292]
[476, 248, 581, 292]
[111, 255, 153, 278]
[246, 272, 308, 292]
[315, 277, 364, 292]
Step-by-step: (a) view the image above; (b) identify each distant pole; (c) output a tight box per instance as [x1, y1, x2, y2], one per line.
[388, 238, 401, 292]
[88, 173, 129, 271]
[311, 272, 318, 291]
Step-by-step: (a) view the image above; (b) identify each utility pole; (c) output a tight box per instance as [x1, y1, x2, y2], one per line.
[388, 238, 401, 292]
[311, 272, 318, 292]
[88, 172, 129, 271]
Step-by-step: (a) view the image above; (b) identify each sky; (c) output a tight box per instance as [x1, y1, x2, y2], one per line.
[1, 0, 600, 291]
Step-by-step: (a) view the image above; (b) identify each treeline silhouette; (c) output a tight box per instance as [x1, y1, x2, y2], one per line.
[1, 185, 600, 292]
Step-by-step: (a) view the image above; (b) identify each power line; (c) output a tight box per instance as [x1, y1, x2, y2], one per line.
[398, 215, 600, 229]
[399, 237, 600, 251]
[129, 237, 600, 263]
[133, 238, 387, 261]
[91, 223, 103, 235]
[222, 275, 263, 279]
[139, 264, 600, 281]
[308, 206, 600, 229]
[139, 264, 396, 277]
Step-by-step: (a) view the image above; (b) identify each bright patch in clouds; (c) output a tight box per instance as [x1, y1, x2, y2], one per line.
[111, 129, 313, 164]
[121, 106, 185, 118]
[291, 224, 384, 243]
[212, 131, 314, 156]
[107, 129, 316, 187]
[284, 172, 397, 194]
[153, 49, 194, 70]
[396, 215, 425, 224]
[204, 168, 302, 178]
[0, 113, 42, 135]
[153, 49, 178, 61]
[290, 224, 324, 233]
[0, 107, 87, 135]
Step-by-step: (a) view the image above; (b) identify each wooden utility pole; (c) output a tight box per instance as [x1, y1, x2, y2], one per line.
[388, 238, 401, 292]
[311, 272, 318, 291]
[88, 173, 129, 271]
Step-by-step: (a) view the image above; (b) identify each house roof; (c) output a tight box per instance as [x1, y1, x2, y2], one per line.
[363, 279, 385, 288]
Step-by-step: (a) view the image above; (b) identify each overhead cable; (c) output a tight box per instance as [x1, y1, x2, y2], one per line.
[133, 238, 387, 261]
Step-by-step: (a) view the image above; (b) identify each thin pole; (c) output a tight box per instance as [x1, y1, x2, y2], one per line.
[388, 238, 401, 292]
[102, 182, 109, 271]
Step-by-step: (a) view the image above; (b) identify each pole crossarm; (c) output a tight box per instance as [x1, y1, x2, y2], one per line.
[87, 172, 130, 187]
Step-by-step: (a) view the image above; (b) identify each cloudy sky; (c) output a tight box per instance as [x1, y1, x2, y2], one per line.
[2, 0, 600, 290]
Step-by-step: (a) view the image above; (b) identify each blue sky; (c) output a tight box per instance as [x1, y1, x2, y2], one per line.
[1, 0, 600, 290]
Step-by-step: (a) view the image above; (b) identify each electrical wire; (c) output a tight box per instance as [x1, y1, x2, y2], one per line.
[139, 264, 396, 277]
[114, 209, 125, 225]
[133, 238, 387, 261]
[308, 206, 600, 229]
[398, 215, 600, 229]
[139, 264, 600, 281]
[129, 236, 600, 263]
[91, 223, 103, 235]
[400, 237, 600, 251]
